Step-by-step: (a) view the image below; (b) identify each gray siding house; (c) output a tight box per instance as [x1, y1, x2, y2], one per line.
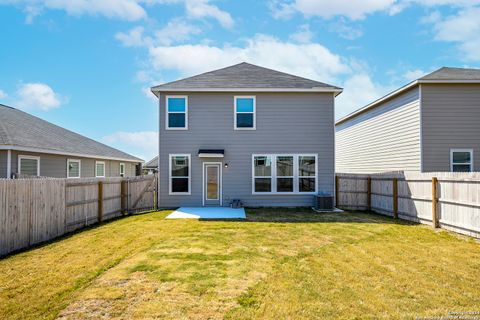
[151, 62, 342, 208]
[0, 104, 142, 178]
[336, 67, 480, 173]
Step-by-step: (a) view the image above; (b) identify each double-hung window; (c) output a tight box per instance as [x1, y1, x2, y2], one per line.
[18, 155, 40, 176]
[234, 96, 255, 129]
[67, 159, 81, 178]
[253, 154, 317, 194]
[451, 149, 473, 172]
[169, 154, 191, 194]
[96, 161, 106, 177]
[166, 96, 188, 129]
[120, 163, 125, 177]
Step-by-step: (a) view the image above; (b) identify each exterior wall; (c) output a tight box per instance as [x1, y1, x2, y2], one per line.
[159, 92, 335, 207]
[336, 87, 421, 173]
[8, 150, 137, 178]
[0, 151, 6, 178]
[421, 84, 480, 172]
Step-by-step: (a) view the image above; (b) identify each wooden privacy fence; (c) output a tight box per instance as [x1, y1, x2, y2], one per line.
[0, 174, 157, 256]
[336, 172, 480, 238]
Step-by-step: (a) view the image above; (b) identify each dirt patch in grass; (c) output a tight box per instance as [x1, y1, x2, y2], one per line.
[1, 210, 479, 319]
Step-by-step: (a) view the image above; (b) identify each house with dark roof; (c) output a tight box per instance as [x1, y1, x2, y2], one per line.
[150, 62, 342, 207]
[144, 156, 158, 174]
[0, 104, 143, 178]
[336, 67, 480, 173]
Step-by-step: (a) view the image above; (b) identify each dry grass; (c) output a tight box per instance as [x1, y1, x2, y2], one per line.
[0, 209, 479, 319]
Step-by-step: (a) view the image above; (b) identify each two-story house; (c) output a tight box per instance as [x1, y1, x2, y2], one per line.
[151, 62, 342, 208]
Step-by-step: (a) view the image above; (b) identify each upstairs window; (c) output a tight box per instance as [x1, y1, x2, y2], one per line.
[166, 96, 188, 130]
[120, 163, 125, 177]
[67, 159, 81, 178]
[96, 161, 106, 177]
[19, 155, 40, 176]
[451, 149, 473, 172]
[234, 96, 255, 130]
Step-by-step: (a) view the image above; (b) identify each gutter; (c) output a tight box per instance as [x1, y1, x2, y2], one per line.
[0, 145, 143, 163]
[150, 87, 343, 98]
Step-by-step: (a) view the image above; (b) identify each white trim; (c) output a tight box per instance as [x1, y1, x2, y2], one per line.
[251, 154, 318, 195]
[166, 95, 188, 130]
[18, 155, 40, 176]
[202, 162, 222, 206]
[0, 145, 140, 163]
[419, 84, 424, 172]
[168, 154, 191, 195]
[198, 153, 224, 158]
[95, 161, 106, 178]
[419, 79, 480, 84]
[6, 150, 11, 179]
[234, 95, 256, 130]
[119, 162, 125, 177]
[450, 149, 474, 172]
[152, 87, 343, 95]
[67, 159, 81, 179]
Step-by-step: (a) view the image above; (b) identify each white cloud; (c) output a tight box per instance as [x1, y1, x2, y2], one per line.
[336, 74, 393, 118]
[16, 83, 63, 111]
[115, 26, 152, 47]
[429, 7, 480, 61]
[0, 0, 147, 21]
[0, 89, 7, 99]
[155, 18, 202, 45]
[102, 131, 158, 161]
[402, 69, 427, 81]
[185, 0, 233, 28]
[148, 34, 351, 82]
[329, 17, 363, 40]
[289, 24, 313, 43]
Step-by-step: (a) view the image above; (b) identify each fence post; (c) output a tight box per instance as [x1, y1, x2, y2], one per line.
[432, 177, 439, 228]
[98, 181, 103, 222]
[121, 180, 127, 215]
[367, 177, 372, 211]
[393, 177, 398, 219]
[335, 175, 340, 208]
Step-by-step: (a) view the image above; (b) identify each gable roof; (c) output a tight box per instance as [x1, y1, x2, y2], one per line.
[151, 62, 342, 95]
[144, 156, 158, 168]
[0, 104, 142, 162]
[336, 66, 480, 126]
[420, 67, 480, 81]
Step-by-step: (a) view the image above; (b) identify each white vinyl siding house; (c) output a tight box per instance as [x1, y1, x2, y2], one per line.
[336, 67, 480, 173]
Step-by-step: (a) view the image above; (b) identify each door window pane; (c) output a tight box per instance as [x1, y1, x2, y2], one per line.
[206, 166, 219, 200]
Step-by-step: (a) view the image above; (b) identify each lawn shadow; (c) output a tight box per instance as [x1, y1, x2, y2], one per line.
[199, 208, 417, 226]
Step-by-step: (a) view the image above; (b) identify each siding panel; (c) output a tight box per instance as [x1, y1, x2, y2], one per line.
[336, 87, 421, 173]
[159, 92, 335, 207]
[422, 84, 480, 172]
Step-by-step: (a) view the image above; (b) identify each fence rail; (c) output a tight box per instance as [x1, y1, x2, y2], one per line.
[336, 172, 480, 238]
[1, 175, 157, 256]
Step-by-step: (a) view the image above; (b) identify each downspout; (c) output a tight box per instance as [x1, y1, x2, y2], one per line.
[157, 92, 161, 210]
[6, 149, 11, 179]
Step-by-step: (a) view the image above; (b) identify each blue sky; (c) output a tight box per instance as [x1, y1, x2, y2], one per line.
[0, 0, 479, 161]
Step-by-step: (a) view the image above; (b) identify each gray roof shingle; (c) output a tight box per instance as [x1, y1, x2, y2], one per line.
[420, 67, 480, 81]
[151, 62, 342, 91]
[144, 156, 158, 168]
[0, 104, 142, 162]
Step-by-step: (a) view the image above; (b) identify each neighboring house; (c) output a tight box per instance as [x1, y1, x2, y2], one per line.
[336, 67, 480, 173]
[0, 104, 143, 178]
[151, 62, 342, 207]
[144, 156, 158, 174]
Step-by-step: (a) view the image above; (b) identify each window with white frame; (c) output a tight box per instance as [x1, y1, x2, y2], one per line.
[234, 96, 255, 129]
[96, 161, 106, 177]
[67, 159, 81, 178]
[253, 154, 317, 194]
[166, 96, 188, 129]
[451, 149, 473, 172]
[169, 154, 190, 194]
[18, 155, 40, 176]
[120, 163, 125, 177]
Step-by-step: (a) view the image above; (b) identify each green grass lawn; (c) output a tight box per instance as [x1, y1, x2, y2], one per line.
[1, 209, 479, 319]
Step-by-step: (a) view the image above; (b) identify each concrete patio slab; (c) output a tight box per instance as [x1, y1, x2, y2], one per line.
[166, 207, 246, 219]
